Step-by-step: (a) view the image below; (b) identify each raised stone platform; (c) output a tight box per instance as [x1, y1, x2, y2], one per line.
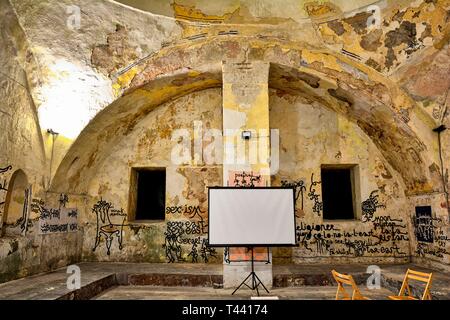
[0, 262, 448, 300]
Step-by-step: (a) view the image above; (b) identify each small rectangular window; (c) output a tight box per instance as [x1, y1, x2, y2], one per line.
[414, 206, 434, 243]
[132, 168, 166, 221]
[321, 166, 356, 220]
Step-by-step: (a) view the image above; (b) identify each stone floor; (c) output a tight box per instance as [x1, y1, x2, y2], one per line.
[93, 285, 395, 300]
[0, 262, 448, 300]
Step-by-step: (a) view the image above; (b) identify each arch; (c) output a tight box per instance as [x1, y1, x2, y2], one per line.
[51, 37, 438, 195]
[2, 169, 29, 236]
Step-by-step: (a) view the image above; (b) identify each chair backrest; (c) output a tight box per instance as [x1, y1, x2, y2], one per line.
[398, 269, 433, 300]
[331, 270, 365, 300]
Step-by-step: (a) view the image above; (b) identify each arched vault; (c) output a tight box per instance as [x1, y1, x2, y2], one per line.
[51, 37, 439, 196]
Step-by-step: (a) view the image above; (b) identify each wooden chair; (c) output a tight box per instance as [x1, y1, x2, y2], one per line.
[388, 269, 433, 300]
[331, 270, 369, 300]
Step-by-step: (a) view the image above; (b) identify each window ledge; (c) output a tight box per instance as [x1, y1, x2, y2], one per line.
[127, 220, 165, 226]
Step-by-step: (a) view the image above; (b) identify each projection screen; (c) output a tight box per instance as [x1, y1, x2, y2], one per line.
[208, 187, 296, 247]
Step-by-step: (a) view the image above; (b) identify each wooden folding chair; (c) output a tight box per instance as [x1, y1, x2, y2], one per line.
[388, 269, 433, 300]
[331, 270, 369, 300]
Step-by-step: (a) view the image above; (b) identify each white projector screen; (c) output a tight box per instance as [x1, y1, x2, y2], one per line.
[208, 187, 296, 246]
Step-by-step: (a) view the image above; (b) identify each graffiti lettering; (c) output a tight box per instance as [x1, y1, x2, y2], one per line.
[295, 215, 408, 257]
[165, 205, 207, 234]
[163, 220, 216, 263]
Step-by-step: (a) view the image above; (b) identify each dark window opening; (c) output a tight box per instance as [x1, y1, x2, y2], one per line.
[414, 206, 434, 243]
[135, 169, 166, 220]
[321, 167, 355, 220]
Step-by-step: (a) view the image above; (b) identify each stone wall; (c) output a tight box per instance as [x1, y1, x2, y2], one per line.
[1, 0, 449, 283]
[80, 88, 223, 264]
[0, 0, 82, 282]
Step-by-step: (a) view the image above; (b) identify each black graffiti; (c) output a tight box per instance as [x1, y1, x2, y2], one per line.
[166, 205, 204, 216]
[295, 216, 409, 257]
[281, 179, 306, 217]
[295, 223, 341, 253]
[19, 187, 31, 233]
[413, 206, 435, 243]
[164, 221, 184, 262]
[416, 242, 449, 258]
[361, 190, 386, 222]
[110, 208, 127, 216]
[40, 207, 61, 220]
[33, 198, 78, 234]
[372, 216, 409, 242]
[163, 221, 216, 263]
[59, 193, 69, 208]
[308, 173, 323, 216]
[67, 209, 78, 218]
[187, 237, 217, 263]
[233, 171, 262, 187]
[41, 223, 69, 233]
[0, 165, 12, 174]
[166, 205, 208, 234]
[414, 210, 450, 258]
[0, 165, 12, 210]
[92, 199, 126, 255]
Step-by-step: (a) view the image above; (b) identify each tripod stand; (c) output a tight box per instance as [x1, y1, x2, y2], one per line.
[231, 247, 270, 296]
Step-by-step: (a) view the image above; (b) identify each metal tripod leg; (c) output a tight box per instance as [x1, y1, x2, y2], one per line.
[231, 247, 270, 296]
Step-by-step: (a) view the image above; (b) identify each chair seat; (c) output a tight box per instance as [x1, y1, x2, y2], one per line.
[388, 295, 418, 300]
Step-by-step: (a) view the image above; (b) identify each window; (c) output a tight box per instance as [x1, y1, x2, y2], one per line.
[414, 206, 434, 243]
[131, 168, 166, 221]
[321, 166, 357, 220]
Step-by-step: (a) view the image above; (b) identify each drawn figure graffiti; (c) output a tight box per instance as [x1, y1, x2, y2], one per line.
[92, 199, 126, 255]
[232, 171, 263, 187]
[308, 173, 323, 216]
[361, 190, 386, 222]
[163, 221, 216, 263]
[59, 193, 69, 208]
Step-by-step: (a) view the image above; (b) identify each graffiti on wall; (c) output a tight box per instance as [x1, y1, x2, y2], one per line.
[0, 165, 12, 217]
[281, 179, 306, 217]
[31, 197, 78, 235]
[295, 215, 409, 257]
[414, 206, 434, 243]
[362, 190, 386, 222]
[415, 214, 450, 258]
[229, 171, 266, 187]
[308, 173, 323, 216]
[163, 220, 217, 263]
[18, 187, 32, 234]
[166, 205, 207, 234]
[92, 199, 126, 255]
[59, 193, 69, 208]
